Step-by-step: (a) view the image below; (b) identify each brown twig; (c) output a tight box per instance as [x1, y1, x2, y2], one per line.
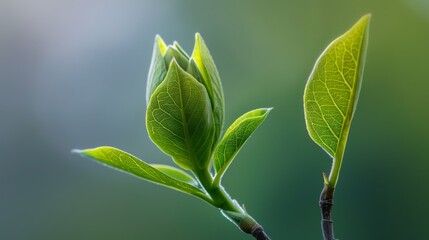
[319, 184, 336, 240]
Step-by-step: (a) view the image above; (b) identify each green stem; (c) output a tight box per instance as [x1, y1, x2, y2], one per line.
[324, 121, 350, 239]
[328, 155, 343, 189]
[328, 117, 351, 188]
[194, 169, 271, 240]
[195, 168, 242, 212]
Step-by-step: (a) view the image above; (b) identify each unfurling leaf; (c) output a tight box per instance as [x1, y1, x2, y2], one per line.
[304, 14, 370, 186]
[213, 108, 272, 185]
[164, 46, 189, 70]
[191, 33, 225, 145]
[146, 35, 168, 104]
[74, 147, 209, 200]
[146, 60, 215, 171]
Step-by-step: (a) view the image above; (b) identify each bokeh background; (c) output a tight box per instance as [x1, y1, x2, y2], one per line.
[1, 0, 429, 239]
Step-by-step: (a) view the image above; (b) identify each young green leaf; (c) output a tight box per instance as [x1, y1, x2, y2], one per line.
[187, 59, 205, 84]
[191, 33, 225, 145]
[151, 164, 199, 187]
[146, 60, 215, 171]
[173, 41, 190, 59]
[146, 35, 168, 104]
[164, 46, 189, 71]
[213, 108, 272, 186]
[73, 147, 212, 202]
[304, 14, 370, 187]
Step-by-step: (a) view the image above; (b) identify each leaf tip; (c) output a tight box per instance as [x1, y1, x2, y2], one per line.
[167, 58, 180, 70]
[194, 32, 202, 41]
[155, 34, 167, 55]
[354, 14, 371, 33]
[362, 13, 372, 31]
[71, 148, 83, 155]
[362, 13, 372, 21]
[71, 148, 91, 158]
[257, 107, 273, 118]
[193, 32, 207, 53]
[264, 107, 274, 113]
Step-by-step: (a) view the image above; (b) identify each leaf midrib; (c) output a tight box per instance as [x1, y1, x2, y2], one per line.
[334, 27, 365, 160]
[85, 147, 211, 201]
[173, 65, 198, 171]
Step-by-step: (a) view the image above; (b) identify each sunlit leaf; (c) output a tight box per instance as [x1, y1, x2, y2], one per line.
[173, 41, 190, 59]
[213, 108, 272, 185]
[146, 35, 168, 104]
[164, 46, 189, 71]
[191, 33, 225, 145]
[187, 59, 204, 84]
[74, 147, 210, 201]
[151, 164, 199, 187]
[146, 60, 215, 171]
[304, 15, 370, 186]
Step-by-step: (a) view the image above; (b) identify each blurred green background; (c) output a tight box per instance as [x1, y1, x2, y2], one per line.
[1, 0, 429, 239]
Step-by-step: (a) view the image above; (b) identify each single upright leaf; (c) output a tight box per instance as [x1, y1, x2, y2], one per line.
[191, 33, 225, 145]
[74, 147, 209, 201]
[146, 60, 215, 171]
[146, 35, 168, 104]
[213, 108, 272, 185]
[304, 15, 370, 186]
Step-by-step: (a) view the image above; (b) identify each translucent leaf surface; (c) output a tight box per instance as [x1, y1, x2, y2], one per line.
[146, 35, 168, 104]
[191, 33, 225, 144]
[213, 108, 271, 185]
[164, 46, 189, 71]
[151, 164, 199, 187]
[74, 147, 210, 201]
[187, 59, 204, 84]
[304, 15, 370, 186]
[146, 60, 215, 171]
[304, 15, 370, 157]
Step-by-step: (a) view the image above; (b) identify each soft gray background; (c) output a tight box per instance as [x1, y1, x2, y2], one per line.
[1, 0, 429, 239]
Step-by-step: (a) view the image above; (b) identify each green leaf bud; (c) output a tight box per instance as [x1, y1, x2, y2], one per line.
[145, 34, 227, 171]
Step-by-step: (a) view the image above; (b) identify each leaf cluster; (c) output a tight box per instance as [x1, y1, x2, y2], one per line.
[76, 34, 271, 207]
